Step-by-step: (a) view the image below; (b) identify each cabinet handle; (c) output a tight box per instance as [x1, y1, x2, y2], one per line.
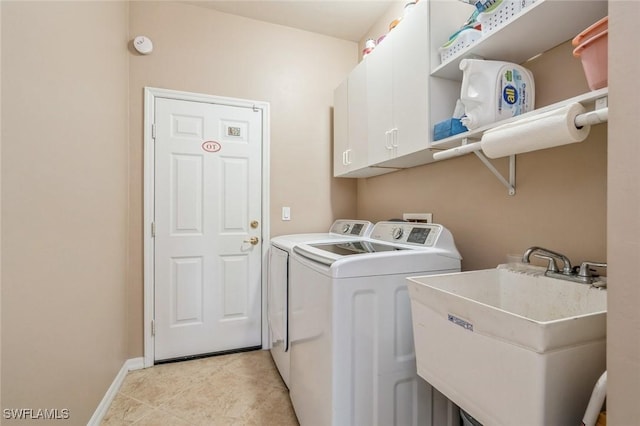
[385, 130, 393, 150]
[345, 149, 352, 165]
[342, 150, 347, 166]
[391, 128, 399, 148]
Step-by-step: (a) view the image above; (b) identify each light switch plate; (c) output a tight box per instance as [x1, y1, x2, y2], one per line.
[282, 207, 291, 221]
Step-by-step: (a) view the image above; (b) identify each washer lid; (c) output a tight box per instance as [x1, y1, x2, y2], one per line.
[294, 240, 411, 267]
[308, 241, 408, 256]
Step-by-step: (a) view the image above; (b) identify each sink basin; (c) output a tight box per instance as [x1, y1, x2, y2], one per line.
[407, 264, 607, 426]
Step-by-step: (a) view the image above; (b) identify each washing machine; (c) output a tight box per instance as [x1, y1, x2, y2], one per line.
[288, 221, 462, 426]
[268, 219, 373, 388]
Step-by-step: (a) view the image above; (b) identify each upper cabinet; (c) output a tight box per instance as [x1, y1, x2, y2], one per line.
[333, 76, 350, 177]
[333, 0, 608, 178]
[334, 1, 434, 178]
[367, 2, 431, 164]
[364, 31, 394, 165]
[334, 61, 366, 177]
[335, 0, 445, 176]
[334, 61, 396, 178]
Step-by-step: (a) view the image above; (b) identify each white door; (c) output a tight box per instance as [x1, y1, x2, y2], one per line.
[154, 97, 263, 361]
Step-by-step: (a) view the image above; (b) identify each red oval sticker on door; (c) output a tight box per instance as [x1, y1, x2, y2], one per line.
[202, 141, 221, 153]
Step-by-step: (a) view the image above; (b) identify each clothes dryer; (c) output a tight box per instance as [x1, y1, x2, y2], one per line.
[268, 220, 373, 388]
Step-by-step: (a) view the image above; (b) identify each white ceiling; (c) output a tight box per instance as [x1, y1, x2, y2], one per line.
[186, 1, 397, 42]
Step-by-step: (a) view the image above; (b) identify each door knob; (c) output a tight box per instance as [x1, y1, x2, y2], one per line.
[244, 236, 259, 245]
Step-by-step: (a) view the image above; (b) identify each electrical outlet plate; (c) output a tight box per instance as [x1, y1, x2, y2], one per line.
[403, 213, 433, 223]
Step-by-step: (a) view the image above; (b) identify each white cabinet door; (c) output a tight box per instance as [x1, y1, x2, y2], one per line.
[334, 61, 373, 177]
[393, 3, 430, 157]
[367, 1, 431, 164]
[333, 78, 350, 177]
[347, 60, 369, 171]
[366, 36, 395, 165]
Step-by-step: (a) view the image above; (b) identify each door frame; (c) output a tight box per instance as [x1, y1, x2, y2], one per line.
[143, 87, 270, 367]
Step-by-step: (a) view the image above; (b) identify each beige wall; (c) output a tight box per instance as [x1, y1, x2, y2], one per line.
[127, 1, 358, 357]
[608, 0, 640, 423]
[1, 2, 129, 424]
[357, 39, 607, 271]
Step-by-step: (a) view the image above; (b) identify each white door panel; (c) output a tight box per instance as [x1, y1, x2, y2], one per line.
[154, 97, 262, 361]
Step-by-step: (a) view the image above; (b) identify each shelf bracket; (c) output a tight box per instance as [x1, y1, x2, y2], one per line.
[473, 151, 516, 196]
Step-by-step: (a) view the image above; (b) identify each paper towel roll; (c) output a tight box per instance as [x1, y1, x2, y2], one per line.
[480, 103, 590, 159]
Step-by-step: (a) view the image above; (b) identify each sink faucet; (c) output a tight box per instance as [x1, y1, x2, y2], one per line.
[522, 246, 607, 286]
[522, 246, 572, 274]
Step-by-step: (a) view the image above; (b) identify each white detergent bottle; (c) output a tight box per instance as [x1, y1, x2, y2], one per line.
[459, 59, 535, 130]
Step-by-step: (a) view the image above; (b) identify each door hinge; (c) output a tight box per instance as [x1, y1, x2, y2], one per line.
[151, 222, 156, 238]
[151, 320, 156, 336]
[151, 123, 156, 139]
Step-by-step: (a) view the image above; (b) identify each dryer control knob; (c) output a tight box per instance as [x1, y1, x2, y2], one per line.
[392, 227, 403, 240]
[342, 224, 351, 234]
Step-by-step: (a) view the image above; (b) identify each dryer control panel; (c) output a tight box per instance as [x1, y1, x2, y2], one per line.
[369, 222, 443, 247]
[329, 220, 373, 237]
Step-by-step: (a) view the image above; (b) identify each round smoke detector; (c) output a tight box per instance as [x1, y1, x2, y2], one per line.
[133, 36, 153, 55]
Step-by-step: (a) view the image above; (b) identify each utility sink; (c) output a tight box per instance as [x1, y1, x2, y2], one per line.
[407, 264, 607, 426]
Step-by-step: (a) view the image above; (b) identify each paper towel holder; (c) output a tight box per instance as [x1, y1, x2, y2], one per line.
[432, 106, 609, 196]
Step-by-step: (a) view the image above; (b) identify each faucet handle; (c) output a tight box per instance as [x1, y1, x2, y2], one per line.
[578, 261, 607, 278]
[533, 254, 559, 273]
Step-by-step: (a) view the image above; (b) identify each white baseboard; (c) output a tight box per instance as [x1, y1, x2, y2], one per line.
[87, 357, 145, 425]
[125, 357, 145, 372]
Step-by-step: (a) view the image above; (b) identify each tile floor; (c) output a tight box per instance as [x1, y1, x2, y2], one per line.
[101, 350, 299, 425]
